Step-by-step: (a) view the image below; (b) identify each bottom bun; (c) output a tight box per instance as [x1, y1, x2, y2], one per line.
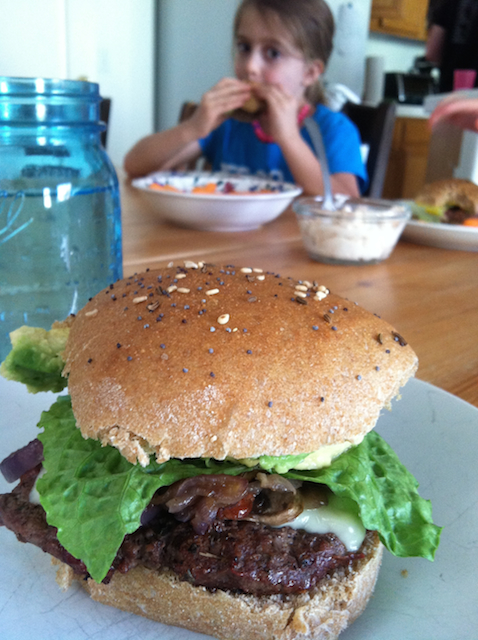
[59, 531, 383, 640]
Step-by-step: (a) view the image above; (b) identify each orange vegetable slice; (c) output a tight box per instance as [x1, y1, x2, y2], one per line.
[463, 218, 478, 227]
[149, 183, 181, 193]
[192, 182, 217, 194]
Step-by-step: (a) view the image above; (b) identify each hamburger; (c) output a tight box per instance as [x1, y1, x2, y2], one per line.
[0, 262, 441, 640]
[231, 84, 266, 122]
[413, 178, 478, 225]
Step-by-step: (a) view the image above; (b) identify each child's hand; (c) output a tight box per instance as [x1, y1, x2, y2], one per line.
[191, 78, 252, 137]
[254, 83, 302, 145]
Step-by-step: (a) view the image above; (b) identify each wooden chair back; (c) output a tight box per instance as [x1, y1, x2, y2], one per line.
[100, 98, 111, 148]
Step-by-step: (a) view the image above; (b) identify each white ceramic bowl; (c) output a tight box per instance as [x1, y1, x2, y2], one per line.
[132, 171, 302, 232]
[294, 196, 411, 265]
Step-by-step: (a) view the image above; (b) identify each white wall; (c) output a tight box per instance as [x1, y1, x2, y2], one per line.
[323, 0, 372, 97]
[156, 0, 240, 131]
[366, 33, 426, 73]
[0, 0, 69, 78]
[0, 0, 155, 168]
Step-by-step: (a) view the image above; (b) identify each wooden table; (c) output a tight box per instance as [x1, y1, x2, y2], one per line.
[120, 176, 478, 408]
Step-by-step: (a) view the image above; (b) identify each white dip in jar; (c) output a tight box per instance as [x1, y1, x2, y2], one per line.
[294, 197, 411, 265]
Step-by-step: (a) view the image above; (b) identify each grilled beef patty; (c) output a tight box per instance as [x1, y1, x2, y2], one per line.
[0, 466, 363, 596]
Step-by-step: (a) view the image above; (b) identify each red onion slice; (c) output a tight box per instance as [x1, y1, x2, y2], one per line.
[0, 439, 44, 483]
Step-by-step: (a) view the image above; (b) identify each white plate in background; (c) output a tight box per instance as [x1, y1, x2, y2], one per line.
[402, 218, 478, 251]
[0, 377, 477, 640]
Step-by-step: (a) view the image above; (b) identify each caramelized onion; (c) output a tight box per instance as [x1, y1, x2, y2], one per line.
[156, 474, 250, 534]
[140, 503, 163, 527]
[0, 439, 44, 483]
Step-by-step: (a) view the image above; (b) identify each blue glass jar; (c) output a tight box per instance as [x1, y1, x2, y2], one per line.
[0, 77, 122, 361]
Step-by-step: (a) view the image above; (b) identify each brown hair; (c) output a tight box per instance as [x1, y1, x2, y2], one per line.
[233, 0, 335, 104]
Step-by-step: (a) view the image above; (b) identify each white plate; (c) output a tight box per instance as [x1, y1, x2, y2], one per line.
[0, 377, 477, 640]
[132, 171, 302, 232]
[402, 218, 478, 251]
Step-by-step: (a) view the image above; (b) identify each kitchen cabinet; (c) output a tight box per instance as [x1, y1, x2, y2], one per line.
[370, 0, 429, 41]
[382, 116, 431, 200]
[382, 113, 466, 199]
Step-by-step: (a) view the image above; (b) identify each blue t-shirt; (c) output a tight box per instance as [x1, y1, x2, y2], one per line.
[199, 104, 368, 193]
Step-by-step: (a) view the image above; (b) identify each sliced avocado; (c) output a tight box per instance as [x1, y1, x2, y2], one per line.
[0, 325, 70, 393]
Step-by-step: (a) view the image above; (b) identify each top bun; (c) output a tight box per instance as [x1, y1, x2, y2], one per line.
[63, 263, 418, 466]
[415, 178, 478, 214]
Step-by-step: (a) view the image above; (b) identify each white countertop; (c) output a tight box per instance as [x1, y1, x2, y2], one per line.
[423, 88, 478, 113]
[394, 90, 478, 118]
[395, 104, 428, 119]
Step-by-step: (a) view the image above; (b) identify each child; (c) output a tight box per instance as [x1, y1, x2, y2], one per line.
[124, 0, 367, 197]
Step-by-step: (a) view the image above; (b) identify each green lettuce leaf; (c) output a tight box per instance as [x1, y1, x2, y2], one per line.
[37, 397, 249, 583]
[284, 432, 442, 560]
[0, 325, 69, 393]
[37, 396, 441, 584]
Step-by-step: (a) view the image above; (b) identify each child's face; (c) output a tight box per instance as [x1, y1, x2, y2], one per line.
[234, 6, 322, 103]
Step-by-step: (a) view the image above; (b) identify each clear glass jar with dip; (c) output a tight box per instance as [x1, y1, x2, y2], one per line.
[293, 196, 411, 265]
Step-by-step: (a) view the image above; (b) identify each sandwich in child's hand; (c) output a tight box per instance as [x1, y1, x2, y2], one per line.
[412, 178, 478, 226]
[231, 84, 266, 122]
[0, 262, 441, 640]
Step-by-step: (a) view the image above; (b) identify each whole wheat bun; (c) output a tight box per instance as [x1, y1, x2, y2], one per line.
[62, 262, 418, 466]
[56, 531, 382, 640]
[415, 178, 478, 214]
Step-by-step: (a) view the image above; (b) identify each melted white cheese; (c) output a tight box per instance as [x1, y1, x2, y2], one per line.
[280, 494, 366, 551]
